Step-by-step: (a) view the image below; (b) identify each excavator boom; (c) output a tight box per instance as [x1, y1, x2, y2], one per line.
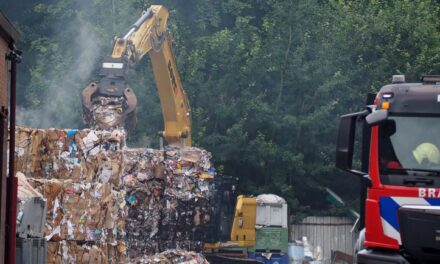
[83, 5, 191, 146]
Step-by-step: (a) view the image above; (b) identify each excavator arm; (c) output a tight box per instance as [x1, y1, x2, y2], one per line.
[83, 5, 191, 146]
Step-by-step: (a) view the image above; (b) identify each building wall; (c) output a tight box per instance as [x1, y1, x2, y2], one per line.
[0, 33, 8, 264]
[0, 37, 7, 107]
[290, 216, 358, 263]
[0, 11, 18, 262]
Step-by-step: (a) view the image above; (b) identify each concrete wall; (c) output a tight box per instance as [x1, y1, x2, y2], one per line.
[290, 216, 358, 263]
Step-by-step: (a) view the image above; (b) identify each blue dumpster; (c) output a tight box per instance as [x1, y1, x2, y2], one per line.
[248, 253, 288, 264]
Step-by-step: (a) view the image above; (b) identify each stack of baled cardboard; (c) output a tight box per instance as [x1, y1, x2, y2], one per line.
[15, 126, 215, 263]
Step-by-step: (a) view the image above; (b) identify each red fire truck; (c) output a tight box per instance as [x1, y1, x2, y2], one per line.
[336, 75, 440, 263]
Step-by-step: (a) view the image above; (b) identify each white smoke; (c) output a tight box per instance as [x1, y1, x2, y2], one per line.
[16, 9, 102, 129]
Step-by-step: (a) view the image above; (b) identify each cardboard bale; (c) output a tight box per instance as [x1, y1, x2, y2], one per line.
[107, 242, 128, 264]
[28, 179, 126, 243]
[15, 127, 219, 259]
[122, 146, 216, 259]
[47, 241, 110, 264]
[15, 127, 125, 186]
[15, 128, 35, 176]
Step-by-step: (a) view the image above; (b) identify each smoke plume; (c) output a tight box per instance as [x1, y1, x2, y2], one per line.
[16, 7, 102, 129]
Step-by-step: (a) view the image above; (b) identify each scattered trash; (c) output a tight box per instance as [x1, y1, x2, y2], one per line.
[303, 236, 315, 261]
[127, 249, 210, 264]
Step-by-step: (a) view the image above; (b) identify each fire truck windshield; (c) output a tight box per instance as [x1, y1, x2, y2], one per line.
[379, 116, 440, 175]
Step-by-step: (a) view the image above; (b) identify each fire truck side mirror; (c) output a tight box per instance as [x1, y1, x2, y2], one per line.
[336, 110, 369, 177]
[366, 109, 388, 126]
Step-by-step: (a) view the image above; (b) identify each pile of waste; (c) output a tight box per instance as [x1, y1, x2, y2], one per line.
[15, 126, 216, 262]
[123, 147, 215, 256]
[128, 249, 209, 264]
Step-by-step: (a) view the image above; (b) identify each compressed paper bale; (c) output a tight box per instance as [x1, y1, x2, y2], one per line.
[105, 189, 127, 232]
[16, 127, 219, 258]
[95, 152, 122, 186]
[27, 178, 64, 238]
[124, 187, 165, 256]
[61, 182, 119, 241]
[47, 242, 62, 264]
[15, 127, 126, 184]
[107, 242, 127, 264]
[165, 146, 214, 176]
[78, 129, 125, 186]
[47, 241, 109, 264]
[122, 148, 164, 183]
[27, 179, 126, 242]
[31, 129, 45, 177]
[15, 128, 34, 175]
[122, 146, 217, 258]
[15, 128, 66, 179]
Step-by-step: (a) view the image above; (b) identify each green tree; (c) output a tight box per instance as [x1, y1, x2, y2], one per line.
[2, 0, 440, 217]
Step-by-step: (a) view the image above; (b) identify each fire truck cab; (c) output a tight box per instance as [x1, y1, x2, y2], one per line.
[336, 75, 440, 263]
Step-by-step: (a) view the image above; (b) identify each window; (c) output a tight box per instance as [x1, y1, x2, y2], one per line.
[379, 116, 440, 175]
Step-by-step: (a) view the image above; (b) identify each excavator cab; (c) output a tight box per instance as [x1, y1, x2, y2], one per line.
[82, 57, 137, 133]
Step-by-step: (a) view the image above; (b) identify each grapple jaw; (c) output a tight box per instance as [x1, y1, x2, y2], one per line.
[82, 80, 137, 134]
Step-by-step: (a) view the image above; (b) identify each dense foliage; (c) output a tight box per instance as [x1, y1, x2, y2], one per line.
[2, 0, 440, 217]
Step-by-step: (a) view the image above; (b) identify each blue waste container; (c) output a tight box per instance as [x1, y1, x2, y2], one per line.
[268, 254, 288, 264]
[248, 253, 266, 263]
[248, 253, 288, 264]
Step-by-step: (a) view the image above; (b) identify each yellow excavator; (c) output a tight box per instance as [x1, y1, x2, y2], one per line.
[82, 6, 285, 263]
[82, 5, 191, 147]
